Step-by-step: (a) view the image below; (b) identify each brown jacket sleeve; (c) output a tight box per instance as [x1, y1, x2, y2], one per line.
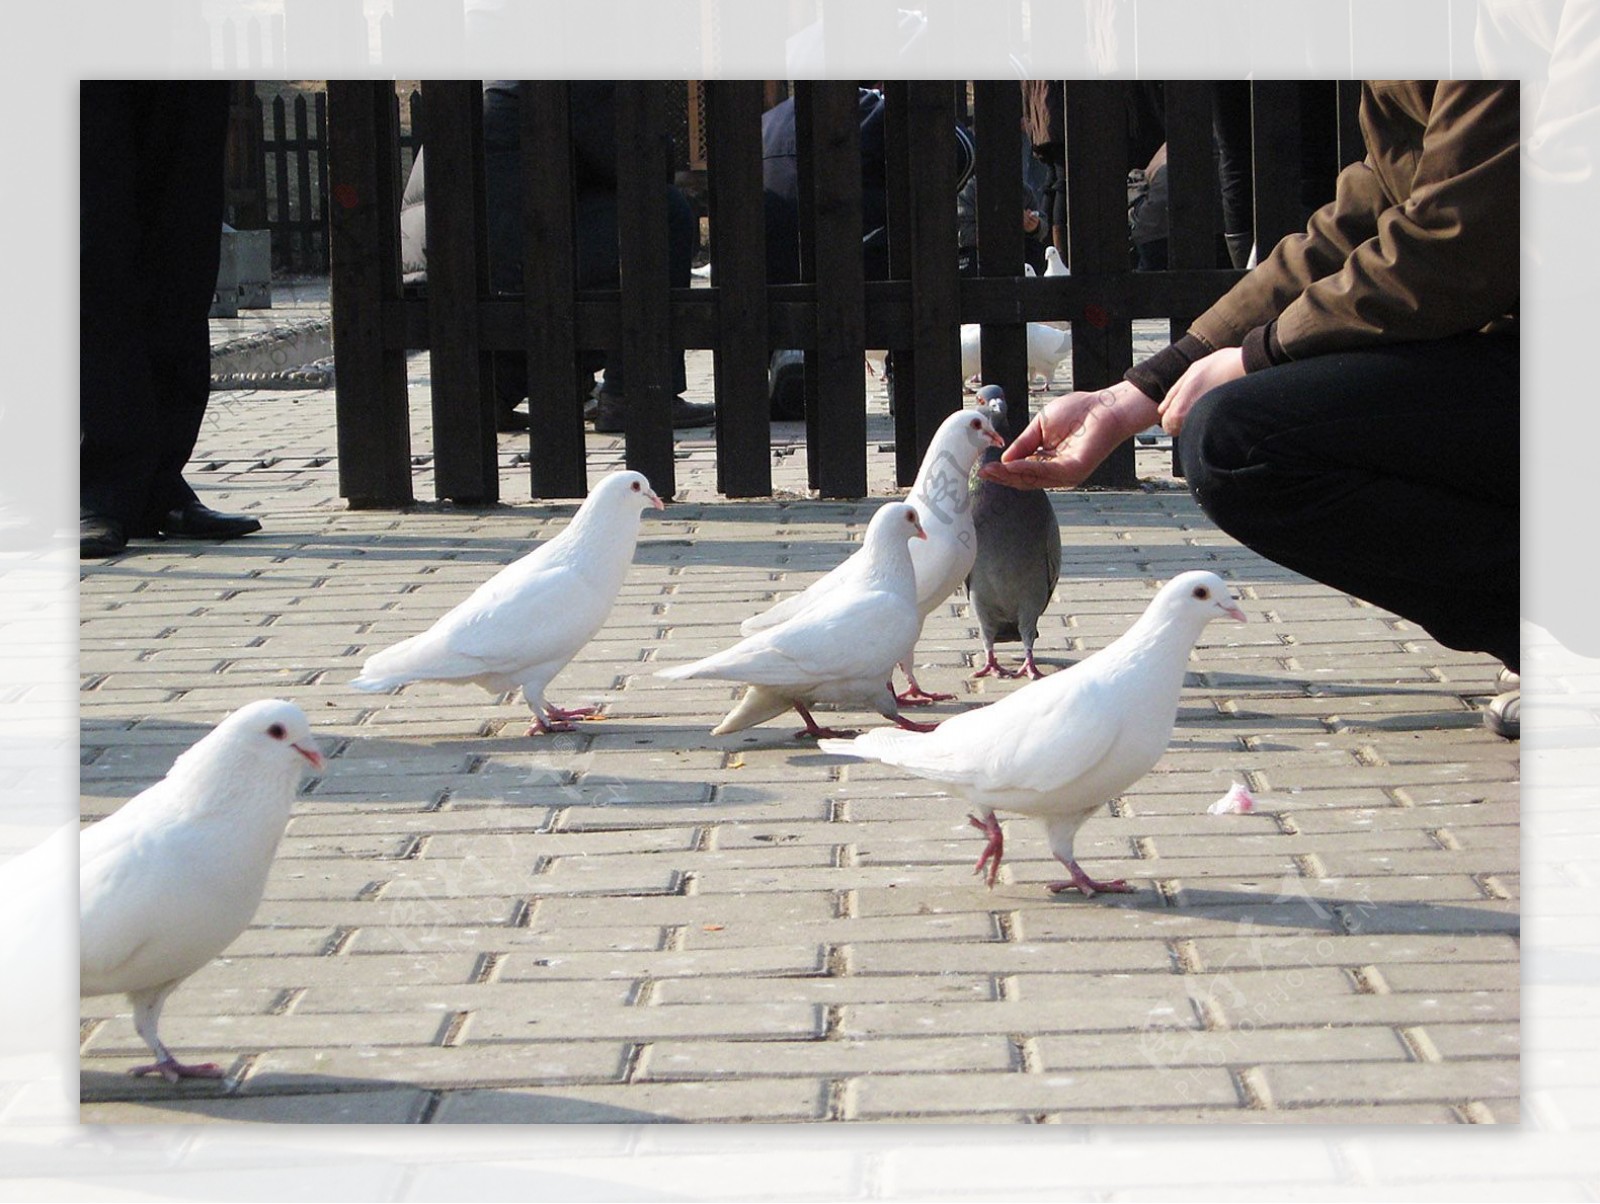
[1188, 80, 1520, 363]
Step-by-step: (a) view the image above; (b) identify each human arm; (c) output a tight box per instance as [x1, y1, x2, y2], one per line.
[1193, 81, 1519, 360]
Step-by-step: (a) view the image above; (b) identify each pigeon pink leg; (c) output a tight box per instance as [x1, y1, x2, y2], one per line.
[545, 702, 601, 722]
[895, 666, 955, 705]
[892, 714, 940, 733]
[1019, 650, 1046, 680]
[969, 812, 1004, 887]
[526, 711, 577, 736]
[131, 1054, 226, 1083]
[130, 990, 226, 1082]
[1046, 860, 1135, 897]
[791, 702, 858, 741]
[972, 651, 1022, 679]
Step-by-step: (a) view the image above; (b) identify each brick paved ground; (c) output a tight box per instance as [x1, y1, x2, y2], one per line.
[76, 314, 1519, 1124]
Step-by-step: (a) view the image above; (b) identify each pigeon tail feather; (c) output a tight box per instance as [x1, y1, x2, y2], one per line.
[710, 687, 793, 735]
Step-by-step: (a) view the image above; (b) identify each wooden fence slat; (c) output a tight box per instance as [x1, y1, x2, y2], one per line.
[808, 81, 869, 499]
[271, 95, 291, 270]
[906, 81, 962, 470]
[327, 81, 412, 506]
[705, 80, 772, 499]
[324, 78, 1353, 508]
[293, 95, 315, 271]
[793, 82, 821, 491]
[314, 91, 329, 269]
[420, 80, 498, 504]
[1250, 81, 1305, 257]
[520, 81, 587, 500]
[1163, 80, 1224, 477]
[1337, 80, 1365, 168]
[972, 78, 1030, 440]
[1064, 79, 1136, 488]
[882, 81, 921, 486]
[1163, 81, 1220, 276]
[615, 81, 678, 501]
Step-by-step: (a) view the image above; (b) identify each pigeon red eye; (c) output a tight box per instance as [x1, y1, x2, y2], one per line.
[1192, 587, 1210, 600]
[267, 723, 286, 739]
[631, 482, 640, 491]
[970, 418, 982, 429]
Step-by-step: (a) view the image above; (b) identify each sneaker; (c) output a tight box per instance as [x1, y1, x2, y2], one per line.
[592, 389, 716, 434]
[1483, 689, 1519, 740]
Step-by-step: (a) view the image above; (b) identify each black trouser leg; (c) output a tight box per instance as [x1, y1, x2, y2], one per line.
[80, 81, 228, 528]
[1178, 333, 1520, 670]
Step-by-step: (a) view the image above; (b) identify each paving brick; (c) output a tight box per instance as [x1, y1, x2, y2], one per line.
[1036, 1024, 1409, 1071]
[470, 1001, 824, 1043]
[78, 1088, 433, 1124]
[83, 1010, 449, 1055]
[1260, 1059, 1520, 1106]
[244, 1041, 631, 1090]
[498, 944, 828, 981]
[644, 1034, 1016, 1080]
[430, 1077, 829, 1122]
[839, 997, 1201, 1039]
[852, 1066, 1241, 1117]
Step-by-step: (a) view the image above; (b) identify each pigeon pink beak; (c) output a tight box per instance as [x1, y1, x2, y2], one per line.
[293, 743, 326, 771]
[648, 491, 665, 511]
[913, 519, 928, 540]
[986, 428, 1005, 448]
[1223, 603, 1247, 622]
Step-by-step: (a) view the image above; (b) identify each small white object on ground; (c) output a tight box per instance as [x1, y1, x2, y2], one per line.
[1207, 781, 1257, 815]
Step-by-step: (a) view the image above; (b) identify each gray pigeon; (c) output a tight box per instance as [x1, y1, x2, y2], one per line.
[967, 385, 1062, 680]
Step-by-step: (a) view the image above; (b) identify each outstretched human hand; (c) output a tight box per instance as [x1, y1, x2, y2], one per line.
[978, 379, 1160, 490]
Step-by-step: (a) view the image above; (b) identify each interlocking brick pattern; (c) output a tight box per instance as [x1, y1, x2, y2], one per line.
[77, 331, 1519, 1124]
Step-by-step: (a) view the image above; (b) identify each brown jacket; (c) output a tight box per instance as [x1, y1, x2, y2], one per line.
[1130, 80, 1519, 397]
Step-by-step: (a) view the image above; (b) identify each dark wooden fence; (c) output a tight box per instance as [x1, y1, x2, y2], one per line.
[225, 85, 425, 275]
[326, 80, 1364, 507]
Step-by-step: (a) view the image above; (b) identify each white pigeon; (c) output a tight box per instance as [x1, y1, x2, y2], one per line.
[960, 324, 1073, 390]
[351, 470, 664, 734]
[1043, 245, 1070, 276]
[821, 571, 1246, 896]
[658, 502, 937, 738]
[740, 406, 1004, 704]
[79, 699, 323, 1081]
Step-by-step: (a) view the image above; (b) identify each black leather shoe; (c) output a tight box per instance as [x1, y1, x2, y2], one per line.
[81, 512, 128, 558]
[592, 390, 716, 434]
[157, 502, 262, 541]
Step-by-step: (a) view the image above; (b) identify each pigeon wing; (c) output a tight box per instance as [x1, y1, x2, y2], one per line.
[740, 551, 863, 636]
[359, 560, 601, 684]
[692, 589, 914, 688]
[837, 670, 1122, 794]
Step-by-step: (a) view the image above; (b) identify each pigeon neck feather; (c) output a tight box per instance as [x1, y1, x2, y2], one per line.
[910, 419, 988, 502]
[548, 493, 641, 565]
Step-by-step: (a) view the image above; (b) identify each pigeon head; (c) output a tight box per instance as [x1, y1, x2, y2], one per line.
[197, 699, 324, 780]
[867, 502, 928, 547]
[934, 405, 1005, 459]
[593, 470, 665, 512]
[1151, 571, 1248, 630]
